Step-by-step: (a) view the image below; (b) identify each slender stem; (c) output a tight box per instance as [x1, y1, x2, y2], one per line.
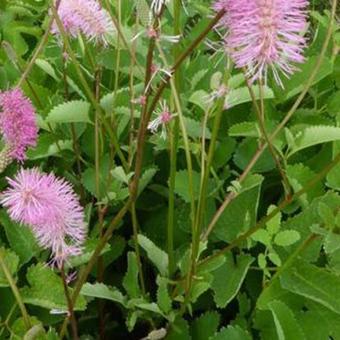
[0, 250, 31, 331]
[131, 203, 146, 294]
[167, 0, 182, 278]
[199, 151, 340, 268]
[60, 264, 79, 340]
[257, 79, 291, 197]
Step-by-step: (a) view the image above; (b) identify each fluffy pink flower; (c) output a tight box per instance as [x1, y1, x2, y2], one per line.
[214, 0, 309, 86]
[0, 89, 38, 161]
[0, 168, 86, 267]
[52, 0, 114, 44]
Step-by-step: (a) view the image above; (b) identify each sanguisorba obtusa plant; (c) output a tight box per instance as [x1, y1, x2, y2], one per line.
[0, 0, 340, 339]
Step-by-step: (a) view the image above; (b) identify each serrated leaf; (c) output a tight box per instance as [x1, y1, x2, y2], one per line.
[211, 254, 253, 308]
[138, 235, 168, 276]
[274, 230, 300, 247]
[20, 263, 86, 311]
[287, 126, 340, 158]
[225, 85, 274, 108]
[81, 282, 126, 306]
[138, 167, 158, 196]
[156, 276, 171, 314]
[268, 300, 306, 340]
[229, 122, 259, 138]
[191, 311, 220, 340]
[0, 248, 19, 287]
[251, 229, 271, 246]
[0, 211, 39, 264]
[209, 325, 252, 340]
[123, 252, 141, 298]
[46, 100, 91, 124]
[266, 205, 281, 235]
[281, 260, 340, 315]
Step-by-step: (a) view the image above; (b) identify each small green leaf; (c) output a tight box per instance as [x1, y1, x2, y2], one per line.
[318, 202, 335, 228]
[123, 252, 141, 298]
[268, 252, 282, 267]
[138, 234, 168, 276]
[266, 205, 281, 235]
[0, 248, 19, 287]
[81, 282, 126, 306]
[156, 276, 172, 314]
[211, 254, 253, 308]
[251, 229, 271, 246]
[274, 230, 301, 247]
[258, 254, 267, 269]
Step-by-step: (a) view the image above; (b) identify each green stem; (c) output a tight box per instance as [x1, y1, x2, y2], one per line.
[167, 0, 182, 277]
[0, 250, 31, 331]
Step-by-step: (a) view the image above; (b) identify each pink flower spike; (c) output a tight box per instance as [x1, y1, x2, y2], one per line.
[0, 88, 38, 162]
[52, 0, 115, 44]
[0, 168, 87, 268]
[214, 0, 309, 86]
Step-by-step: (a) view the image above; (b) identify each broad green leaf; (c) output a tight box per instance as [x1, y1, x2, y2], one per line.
[81, 283, 126, 306]
[225, 85, 274, 108]
[274, 230, 301, 247]
[268, 300, 306, 340]
[123, 252, 141, 298]
[281, 56, 333, 100]
[229, 122, 259, 138]
[0, 248, 19, 287]
[281, 260, 340, 315]
[214, 175, 263, 242]
[46, 100, 91, 124]
[35, 59, 59, 81]
[209, 325, 252, 340]
[184, 116, 211, 139]
[0, 211, 39, 264]
[287, 126, 340, 158]
[191, 311, 220, 340]
[138, 234, 168, 276]
[20, 263, 86, 311]
[156, 276, 171, 314]
[167, 317, 190, 340]
[211, 254, 253, 308]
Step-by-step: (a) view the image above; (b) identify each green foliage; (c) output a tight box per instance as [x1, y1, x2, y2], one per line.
[0, 0, 339, 338]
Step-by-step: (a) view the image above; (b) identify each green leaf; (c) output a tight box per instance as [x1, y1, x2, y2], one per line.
[167, 317, 190, 340]
[287, 126, 340, 158]
[184, 116, 211, 139]
[268, 300, 306, 340]
[191, 311, 220, 340]
[251, 229, 271, 246]
[209, 325, 252, 340]
[229, 122, 259, 138]
[274, 230, 301, 247]
[81, 283, 126, 306]
[225, 85, 274, 108]
[281, 260, 340, 315]
[318, 202, 335, 228]
[266, 205, 281, 235]
[0, 248, 19, 287]
[20, 263, 87, 311]
[214, 174, 263, 242]
[123, 252, 141, 298]
[138, 167, 158, 196]
[281, 56, 333, 100]
[138, 234, 168, 276]
[0, 211, 39, 264]
[156, 276, 171, 314]
[211, 254, 253, 308]
[46, 100, 91, 124]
